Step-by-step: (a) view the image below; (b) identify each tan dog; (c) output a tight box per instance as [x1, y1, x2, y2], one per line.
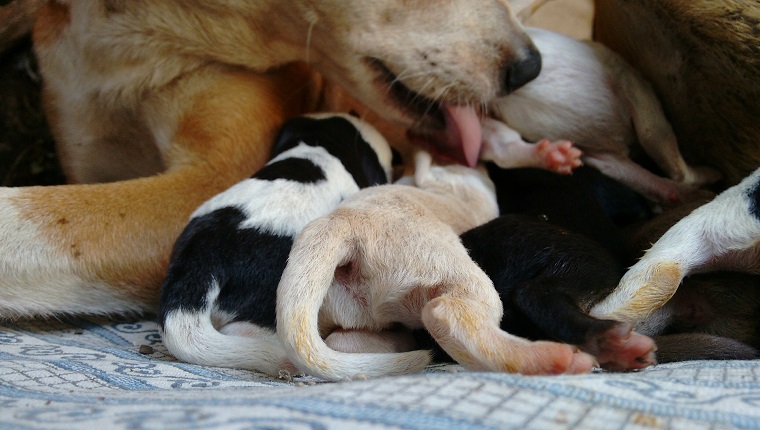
[0, 0, 542, 319]
[276, 153, 596, 381]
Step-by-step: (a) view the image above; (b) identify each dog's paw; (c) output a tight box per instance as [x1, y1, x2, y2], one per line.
[535, 139, 582, 174]
[583, 322, 657, 372]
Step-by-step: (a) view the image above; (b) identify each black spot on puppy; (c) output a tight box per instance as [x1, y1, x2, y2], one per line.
[272, 116, 387, 188]
[747, 176, 760, 221]
[159, 207, 293, 328]
[254, 157, 325, 183]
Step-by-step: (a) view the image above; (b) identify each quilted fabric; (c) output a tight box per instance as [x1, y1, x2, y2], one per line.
[1, 317, 759, 429]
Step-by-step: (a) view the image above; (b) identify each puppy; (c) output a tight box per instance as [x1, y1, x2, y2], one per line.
[483, 27, 720, 204]
[456, 166, 656, 371]
[591, 167, 760, 326]
[158, 113, 392, 375]
[275, 153, 596, 381]
[459, 213, 656, 372]
[616, 194, 760, 362]
[642, 272, 760, 363]
[594, 0, 760, 187]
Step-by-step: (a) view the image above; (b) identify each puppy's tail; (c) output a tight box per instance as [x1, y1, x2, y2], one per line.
[159, 278, 289, 376]
[276, 216, 431, 381]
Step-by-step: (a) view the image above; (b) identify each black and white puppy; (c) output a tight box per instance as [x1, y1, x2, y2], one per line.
[591, 167, 760, 326]
[158, 113, 393, 375]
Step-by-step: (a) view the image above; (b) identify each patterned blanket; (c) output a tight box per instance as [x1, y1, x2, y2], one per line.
[2, 317, 759, 429]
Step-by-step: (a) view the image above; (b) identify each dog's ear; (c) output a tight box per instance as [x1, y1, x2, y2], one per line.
[413, 150, 433, 186]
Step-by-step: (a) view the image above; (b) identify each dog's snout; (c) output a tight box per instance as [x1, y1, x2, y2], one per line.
[502, 47, 542, 94]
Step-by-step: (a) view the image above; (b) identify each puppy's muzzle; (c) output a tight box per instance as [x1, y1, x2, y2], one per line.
[502, 47, 542, 94]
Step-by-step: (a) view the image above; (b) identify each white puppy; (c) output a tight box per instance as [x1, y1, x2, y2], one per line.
[591, 167, 760, 325]
[482, 27, 720, 203]
[276, 152, 596, 381]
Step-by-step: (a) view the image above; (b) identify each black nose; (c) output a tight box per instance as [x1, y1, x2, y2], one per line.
[503, 47, 542, 93]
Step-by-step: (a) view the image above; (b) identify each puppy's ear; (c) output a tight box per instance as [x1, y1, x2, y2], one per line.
[413, 150, 433, 186]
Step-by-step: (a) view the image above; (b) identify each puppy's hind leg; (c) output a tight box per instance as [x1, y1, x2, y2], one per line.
[618, 66, 721, 186]
[511, 278, 656, 371]
[421, 268, 596, 375]
[582, 152, 692, 204]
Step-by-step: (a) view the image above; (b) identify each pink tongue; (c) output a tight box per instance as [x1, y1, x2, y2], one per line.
[441, 104, 482, 167]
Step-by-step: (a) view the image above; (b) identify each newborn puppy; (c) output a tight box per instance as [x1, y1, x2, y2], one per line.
[591, 167, 760, 326]
[158, 113, 393, 375]
[276, 153, 596, 381]
[448, 166, 656, 371]
[483, 27, 720, 204]
[460, 214, 656, 371]
[643, 272, 760, 363]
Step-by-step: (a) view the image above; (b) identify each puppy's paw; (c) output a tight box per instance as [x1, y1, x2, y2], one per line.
[583, 322, 657, 372]
[518, 341, 595, 375]
[535, 139, 582, 174]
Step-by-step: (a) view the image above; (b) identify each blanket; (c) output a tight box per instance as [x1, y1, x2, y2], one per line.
[2, 317, 759, 429]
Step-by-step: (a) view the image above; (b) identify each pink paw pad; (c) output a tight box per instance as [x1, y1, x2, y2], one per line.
[583, 322, 657, 371]
[535, 139, 583, 174]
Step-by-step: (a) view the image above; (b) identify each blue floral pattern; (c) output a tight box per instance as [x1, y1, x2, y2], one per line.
[1, 317, 759, 429]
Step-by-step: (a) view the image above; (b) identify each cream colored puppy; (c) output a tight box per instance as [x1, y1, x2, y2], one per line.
[276, 153, 596, 381]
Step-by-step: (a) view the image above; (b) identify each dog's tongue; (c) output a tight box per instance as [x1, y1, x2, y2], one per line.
[440, 104, 482, 167]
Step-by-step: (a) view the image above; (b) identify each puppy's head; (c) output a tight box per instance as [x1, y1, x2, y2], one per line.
[271, 113, 393, 187]
[282, 0, 540, 167]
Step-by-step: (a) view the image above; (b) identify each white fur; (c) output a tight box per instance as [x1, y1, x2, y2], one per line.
[486, 27, 719, 202]
[162, 282, 290, 374]
[191, 144, 361, 237]
[591, 167, 760, 323]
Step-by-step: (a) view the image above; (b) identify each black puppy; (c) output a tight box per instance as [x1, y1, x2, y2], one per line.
[410, 166, 655, 370]
[158, 113, 393, 376]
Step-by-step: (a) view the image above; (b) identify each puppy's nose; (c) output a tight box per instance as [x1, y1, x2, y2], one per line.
[503, 47, 542, 93]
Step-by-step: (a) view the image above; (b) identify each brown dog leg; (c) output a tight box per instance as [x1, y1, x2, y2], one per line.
[0, 65, 321, 318]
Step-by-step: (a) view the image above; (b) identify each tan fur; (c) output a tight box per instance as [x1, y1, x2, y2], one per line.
[0, 0, 540, 318]
[276, 157, 596, 380]
[594, 0, 760, 187]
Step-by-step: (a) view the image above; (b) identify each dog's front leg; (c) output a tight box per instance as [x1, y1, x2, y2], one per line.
[0, 65, 321, 319]
[591, 167, 760, 324]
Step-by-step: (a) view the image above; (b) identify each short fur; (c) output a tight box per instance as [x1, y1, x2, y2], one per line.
[463, 167, 656, 371]
[275, 155, 595, 381]
[0, 0, 542, 319]
[158, 113, 392, 375]
[486, 27, 720, 204]
[594, 0, 760, 188]
[459, 214, 656, 371]
[591, 167, 760, 325]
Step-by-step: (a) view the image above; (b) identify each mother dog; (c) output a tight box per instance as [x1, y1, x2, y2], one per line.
[0, 0, 541, 318]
